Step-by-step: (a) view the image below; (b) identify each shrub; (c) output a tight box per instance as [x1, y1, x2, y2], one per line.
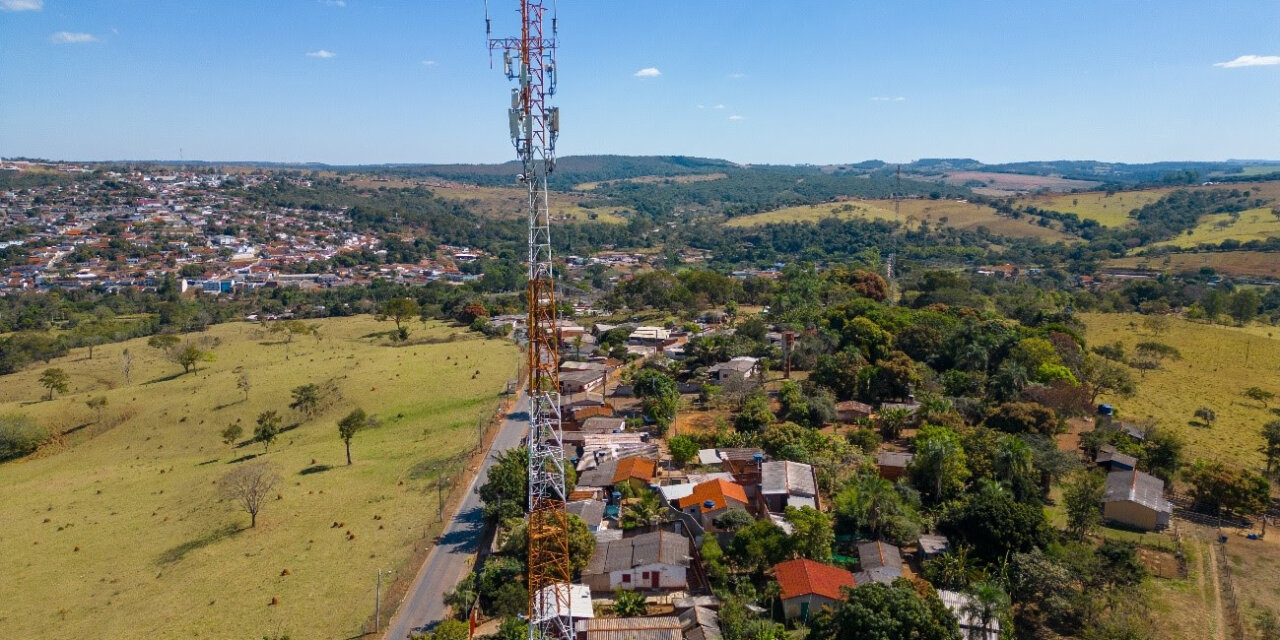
[0, 414, 50, 461]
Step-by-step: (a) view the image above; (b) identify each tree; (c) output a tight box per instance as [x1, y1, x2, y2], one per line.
[378, 297, 420, 341]
[337, 408, 371, 465]
[1062, 470, 1105, 540]
[1081, 356, 1136, 405]
[668, 434, 700, 467]
[290, 383, 323, 419]
[633, 369, 679, 434]
[712, 508, 755, 532]
[613, 588, 647, 616]
[120, 348, 133, 386]
[734, 393, 774, 433]
[727, 519, 792, 574]
[479, 447, 528, 524]
[817, 580, 961, 640]
[877, 407, 911, 441]
[962, 582, 1010, 640]
[1264, 421, 1280, 474]
[784, 505, 834, 563]
[237, 372, 251, 401]
[621, 490, 667, 530]
[1142, 314, 1171, 337]
[940, 489, 1049, 564]
[219, 461, 280, 528]
[1246, 387, 1276, 408]
[38, 367, 69, 401]
[411, 618, 470, 640]
[0, 413, 50, 461]
[269, 320, 313, 359]
[147, 334, 180, 352]
[1183, 459, 1270, 516]
[173, 344, 213, 374]
[1229, 289, 1261, 325]
[85, 396, 108, 424]
[221, 423, 243, 448]
[254, 410, 282, 453]
[984, 402, 1058, 435]
[811, 349, 867, 401]
[910, 427, 970, 502]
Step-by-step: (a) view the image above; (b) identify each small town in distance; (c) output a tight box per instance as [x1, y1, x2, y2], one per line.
[3, 2, 1280, 640]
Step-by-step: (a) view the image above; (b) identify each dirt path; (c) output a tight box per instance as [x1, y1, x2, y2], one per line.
[1206, 539, 1228, 640]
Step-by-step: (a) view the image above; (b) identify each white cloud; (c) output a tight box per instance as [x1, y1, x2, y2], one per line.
[1, 0, 42, 11]
[728, 115, 745, 121]
[1213, 54, 1280, 68]
[870, 96, 906, 102]
[696, 104, 705, 109]
[633, 67, 661, 78]
[319, 0, 346, 5]
[728, 72, 746, 79]
[307, 49, 337, 59]
[713, 104, 726, 110]
[421, 60, 437, 67]
[50, 31, 96, 44]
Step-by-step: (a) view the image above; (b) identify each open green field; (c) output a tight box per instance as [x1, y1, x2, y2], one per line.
[1152, 207, 1280, 248]
[1080, 312, 1280, 467]
[726, 198, 1073, 241]
[574, 173, 728, 191]
[1107, 251, 1280, 279]
[0, 316, 518, 640]
[1018, 189, 1173, 227]
[426, 184, 628, 223]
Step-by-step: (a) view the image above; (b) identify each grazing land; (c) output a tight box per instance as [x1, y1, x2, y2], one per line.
[932, 170, 1100, 195]
[426, 184, 629, 223]
[0, 317, 518, 640]
[726, 198, 1074, 241]
[1079, 312, 1280, 467]
[574, 172, 729, 191]
[1018, 189, 1173, 227]
[1152, 207, 1280, 248]
[1105, 252, 1280, 279]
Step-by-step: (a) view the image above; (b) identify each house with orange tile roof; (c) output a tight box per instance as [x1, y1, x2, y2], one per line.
[774, 558, 856, 620]
[612, 456, 658, 492]
[676, 478, 749, 527]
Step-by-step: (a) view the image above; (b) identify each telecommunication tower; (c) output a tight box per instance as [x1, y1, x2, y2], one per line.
[887, 165, 901, 284]
[486, 3, 572, 640]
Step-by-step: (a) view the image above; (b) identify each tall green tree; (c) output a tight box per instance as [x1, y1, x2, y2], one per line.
[1062, 470, 1105, 540]
[1264, 421, 1280, 474]
[38, 367, 70, 401]
[633, 369, 679, 434]
[337, 408, 370, 465]
[290, 383, 323, 418]
[667, 434, 700, 467]
[378, 297, 420, 341]
[783, 505, 834, 563]
[814, 580, 961, 640]
[254, 410, 282, 453]
[479, 447, 528, 524]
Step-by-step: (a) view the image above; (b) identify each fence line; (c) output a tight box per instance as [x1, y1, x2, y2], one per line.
[1215, 539, 1246, 640]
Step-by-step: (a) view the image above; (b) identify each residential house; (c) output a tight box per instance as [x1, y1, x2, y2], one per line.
[577, 617, 683, 640]
[759, 461, 818, 513]
[1103, 469, 1172, 531]
[561, 369, 608, 395]
[676, 478, 750, 527]
[567, 499, 607, 532]
[774, 558, 857, 620]
[716, 448, 766, 489]
[876, 451, 914, 481]
[613, 456, 659, 492]
[532, 583, 594, 627]
[1095, 445, 1137, 472]
[581, 530, 691, 593]
[835, 400, 874, 423]
[708, 357, 760, 382]
[855, 541, 903, 586]
[629, 326, 672, 346]
[917, 534, 951, 560]
[678, 606, 722, 640]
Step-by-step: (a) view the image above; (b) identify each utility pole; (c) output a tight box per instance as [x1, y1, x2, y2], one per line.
[374, 568, 387, 634]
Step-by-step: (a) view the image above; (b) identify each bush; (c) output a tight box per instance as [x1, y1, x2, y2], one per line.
[0, 414, 50, 461]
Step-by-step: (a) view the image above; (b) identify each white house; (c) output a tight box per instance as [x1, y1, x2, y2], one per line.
[581, 530, 691, 593]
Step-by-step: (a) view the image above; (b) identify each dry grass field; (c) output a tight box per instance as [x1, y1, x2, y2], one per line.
[1079, 313, 1280, 468]
[1153, 207, 1280, 249]
[726, 198, 1074, 241]
[1018, 189, 1174, 227]
[574, 173, 728, 191]
[427, 184, 628, 223]
[0, 316, 518, 640]
[1105, 252, 1280, 279]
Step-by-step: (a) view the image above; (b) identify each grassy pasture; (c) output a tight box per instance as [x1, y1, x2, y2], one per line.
[1079, 313, 1280, 468]
[426, 184, 627, 223]
[1105, 252, 1280, 279]
[1018, 189, 1173, 227]
[725, 198, 1073, 241]
[0, 316, 518, 640]
[1153, 207, 1280, 248]
[574, 173, 728, 191]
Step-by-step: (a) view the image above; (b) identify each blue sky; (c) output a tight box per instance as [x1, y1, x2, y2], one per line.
[2, 0, 1278, 165]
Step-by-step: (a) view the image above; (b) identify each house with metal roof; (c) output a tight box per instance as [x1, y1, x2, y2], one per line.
[759, 460, 818, 513]
[854, 541, 904, 586]
[774, 558, 856, 620]
[1103, 468, 1172, 531]
[876, 451, 914, 481]
[678, 606, 722, 640]
[937, 589, 1000, 640]
[1095, 444, 1137, 472]
[708, 356, 760, 382]
[532, 583, 594, 626]
[581, 530, 691, 593]
[577, 616, 683, 640]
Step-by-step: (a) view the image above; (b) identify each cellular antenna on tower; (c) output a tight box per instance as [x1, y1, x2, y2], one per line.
[486, 2, 571, 640]
[887, 165, 901, 286]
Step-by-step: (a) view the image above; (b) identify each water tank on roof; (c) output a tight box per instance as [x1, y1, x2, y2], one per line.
[753, 452, 764, 464]
[703, 500, 716, 510]
[1098, 404, 1114, 416]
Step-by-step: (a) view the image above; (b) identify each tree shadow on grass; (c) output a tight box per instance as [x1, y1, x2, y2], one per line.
[59, 422, 93, 437]
[228, 453, 260, 464]
[213, 399, 246, 411]
[156, 523, 240, 565]
[143, 372, 185, 385]
[300, 464, 332, 475]
[196, 458, 220, 466]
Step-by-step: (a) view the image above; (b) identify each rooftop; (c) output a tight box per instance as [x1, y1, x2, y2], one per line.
[677, 478, 749, 513]
[774, 558, 856, 601]
[577, 616, 683, 640]
[585, 530, 691, 575]
[761, 460, 817, 498]
[1104, 468, 1171, 513]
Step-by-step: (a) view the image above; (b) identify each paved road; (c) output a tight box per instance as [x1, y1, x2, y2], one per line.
[383, 393, 529, 640]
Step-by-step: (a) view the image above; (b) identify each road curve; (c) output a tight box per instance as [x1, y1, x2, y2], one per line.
[383, 393, 529, 640]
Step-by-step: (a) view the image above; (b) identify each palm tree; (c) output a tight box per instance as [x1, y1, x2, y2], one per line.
[856, 474, 897, 537]
[962, 581, 1010, 640]
[621, 490, 667, 530]
[877, 407, 911, 440]
[993, 436, 1034, 484]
